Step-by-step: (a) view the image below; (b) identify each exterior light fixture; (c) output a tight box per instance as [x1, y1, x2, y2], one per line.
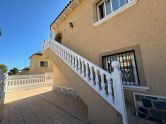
[69, 22, 74, 28]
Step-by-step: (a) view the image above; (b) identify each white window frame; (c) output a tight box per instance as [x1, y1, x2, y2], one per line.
[94, 0, 137, 27]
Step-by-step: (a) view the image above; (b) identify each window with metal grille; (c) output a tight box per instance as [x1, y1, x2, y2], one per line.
[40, 61, 48, 67]
[102, 50, 140, 86]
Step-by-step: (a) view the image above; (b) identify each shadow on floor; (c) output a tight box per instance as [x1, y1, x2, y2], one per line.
[1, 86, 88, 124]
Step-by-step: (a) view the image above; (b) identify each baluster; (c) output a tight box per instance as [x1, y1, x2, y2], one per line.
[68, 52, 70, 64]
[65, 50, 67, 61]
[78, 59, 81, 74]
[58, 46, 60, 55]
[57, 45, 59, 55]
[81, 61, 85, 77]
[85, 63, 89, 81]
[55, 44, 57, 53]
[60, 47, 62, 57]
[75, 57, 78, 70]
[90, 66, 95, 85]
[101, 72, 106, 95]
[106, 76, 113, 102]
[61, 48, 63, 58]
[94, 69, 99, 89]
[63, 49, 65, 60]
[70, 53, 72, 66]
[63, 49, 65, 59]
[72, 55, 75, 68]
[71, 54, 73, 66]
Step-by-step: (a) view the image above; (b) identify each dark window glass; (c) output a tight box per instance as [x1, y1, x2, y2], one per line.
[98, 3, 105, 19]
[102, 50, 140, 86]
[40, 61, 48, 67]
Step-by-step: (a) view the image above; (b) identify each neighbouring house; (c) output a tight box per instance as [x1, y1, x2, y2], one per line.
[29, 51, 53, 74]
[42, 0, 166, 124]
[19, 67, 30, 75]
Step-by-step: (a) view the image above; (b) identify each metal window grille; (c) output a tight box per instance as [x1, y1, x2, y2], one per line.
[102, 50, 140, 86]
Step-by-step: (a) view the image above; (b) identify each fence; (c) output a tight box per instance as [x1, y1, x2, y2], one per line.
[6, 73, 53, 92]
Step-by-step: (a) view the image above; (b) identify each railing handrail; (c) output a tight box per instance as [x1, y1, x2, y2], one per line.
[43, 39, 128, 124]
[6, 73, 53, 92]
[44, 39, 113, 78]
[8, 73, 53, 80]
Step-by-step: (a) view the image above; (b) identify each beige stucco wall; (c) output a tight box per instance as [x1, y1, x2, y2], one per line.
[43, 49, 121, 124]
[29, 55, 53, 74]
[51, 0, 166, 105]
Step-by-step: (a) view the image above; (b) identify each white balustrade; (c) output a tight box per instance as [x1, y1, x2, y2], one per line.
[0, 69, 8, 119]
[6, 73, 53, 92]
[43, 39, 128, 124]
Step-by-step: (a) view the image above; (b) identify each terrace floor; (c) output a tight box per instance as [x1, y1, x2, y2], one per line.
[0, 86, 88, 124]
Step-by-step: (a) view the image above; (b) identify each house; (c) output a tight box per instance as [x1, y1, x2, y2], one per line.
[29, 51, 53, 74]
[19, 67, 30, 75]
[42, 0, 166, 124]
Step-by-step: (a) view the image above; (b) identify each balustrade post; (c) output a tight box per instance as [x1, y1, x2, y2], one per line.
[64, 49, 66, 60]
[78, 59, 81, 74]
[90, 66, 94, 85]
[75, 57, 78, 70]
[85, 63, 89, 81]
[106, 75, 113, 102]
[81, 61, 85, 77]
[4, 73, 8, 92]
[72, 55, 75, 68]
[68, 52, 70, 64]
[101, 73, 106, 95]
[70, 53, 72, 66]
[95, 69, 99, 89]
[71, 54, 73, 66]
[112, 61, 128, 124]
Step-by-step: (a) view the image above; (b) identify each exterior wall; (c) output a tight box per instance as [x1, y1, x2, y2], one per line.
[51, 0, 166, 105]
[29, 55, 53, 74]
[43, 49, 121, 124]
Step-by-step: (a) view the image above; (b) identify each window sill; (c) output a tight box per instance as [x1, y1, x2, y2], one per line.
[123, 85, 149, 92]
[93, 0, 137, 27]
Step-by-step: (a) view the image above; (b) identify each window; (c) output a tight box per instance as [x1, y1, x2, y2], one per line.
[102, 50, 139, 86]
[40, 61, 48, 67]
[97, 0, 131, 20]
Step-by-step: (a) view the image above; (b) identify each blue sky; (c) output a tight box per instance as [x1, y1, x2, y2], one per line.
[0, 0, 69, 70]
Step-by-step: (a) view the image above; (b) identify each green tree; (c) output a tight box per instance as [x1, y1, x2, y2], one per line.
[9, 68, 19, 75]
[0, 64, 8, 73]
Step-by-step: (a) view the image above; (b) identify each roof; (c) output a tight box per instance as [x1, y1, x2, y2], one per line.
[22, 67, 30, 70]
[50, 0, 73, 29]
[50, 0, 82, 30]
[29, 51, 42, 59]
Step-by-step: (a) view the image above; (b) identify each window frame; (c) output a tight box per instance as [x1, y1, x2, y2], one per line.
[94, 0, 137, 26]
[102, 50, 140, 86]
[97, 0, 112, 20]
[40, 61, 49, 68]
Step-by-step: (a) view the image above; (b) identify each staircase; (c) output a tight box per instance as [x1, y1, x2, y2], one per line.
[43, 38, 128, 124]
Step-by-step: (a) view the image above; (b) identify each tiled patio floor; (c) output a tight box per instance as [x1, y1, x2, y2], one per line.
[0, 86, 88, 124]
